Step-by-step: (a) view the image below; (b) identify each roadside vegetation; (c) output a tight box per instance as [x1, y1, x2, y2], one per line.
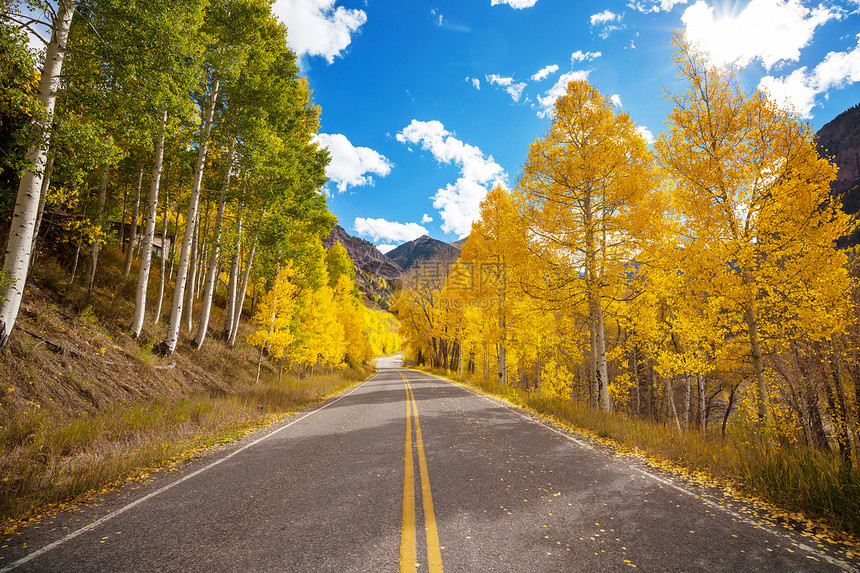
[421, 366, 860, 540]
[396, 37, 860, 540]
[0, 248, 386, 529]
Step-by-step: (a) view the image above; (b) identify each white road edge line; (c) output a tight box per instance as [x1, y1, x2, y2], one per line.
[0, 372, 379, 573]
[410, 369, 858, 573]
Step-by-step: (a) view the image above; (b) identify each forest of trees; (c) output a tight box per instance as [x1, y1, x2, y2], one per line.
[0, 0, 397, 368]
[395, 38, 860, 464]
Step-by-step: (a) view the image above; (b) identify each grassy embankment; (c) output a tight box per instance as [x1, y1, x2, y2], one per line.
[417, 365, 860, 542]
[0, 249, 371, 530]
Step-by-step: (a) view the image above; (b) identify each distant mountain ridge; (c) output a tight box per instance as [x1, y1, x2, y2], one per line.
[321, 226, 470, 306]
[322, 225, 403, 308]
[322, 225, 403, 278]
[817, 104, 860, 216]
[386, 235, 461, 271]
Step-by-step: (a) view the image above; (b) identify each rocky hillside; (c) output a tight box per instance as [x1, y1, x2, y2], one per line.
[450, 236, 469, 249]
[817, 104, 860, 219]
[322, 225, 403, 308]
[322, 225, 403, 278]
[386, 235, 461, 271]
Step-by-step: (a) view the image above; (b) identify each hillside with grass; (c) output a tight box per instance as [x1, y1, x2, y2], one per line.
[0, 248, 387, 530]
[0, 2, 400, 531]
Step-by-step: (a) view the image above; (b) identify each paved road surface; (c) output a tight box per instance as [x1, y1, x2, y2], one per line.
[1, 356, 857, 572]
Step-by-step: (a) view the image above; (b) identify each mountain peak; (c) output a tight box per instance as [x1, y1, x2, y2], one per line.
[386, 235, 460, 271]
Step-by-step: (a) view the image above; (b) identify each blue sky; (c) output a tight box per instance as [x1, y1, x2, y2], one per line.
[273, 0, 860, 253]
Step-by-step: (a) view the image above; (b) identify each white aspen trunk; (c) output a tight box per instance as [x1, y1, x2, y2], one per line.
[223, 239, 241, 339]
[745, 303, 770, 426]
[123, 161, 145, 278]
[130, 111, 167, 338]
[497, 304, 507, 385]
[168, 205, 179, 281]
[698, 372, 706, 438]
[536, 346, 542, 389]
[631, 347, 641, 416]
[119, 185, 128, 249]
[196, 203, 210, 297]
[683, 372, 692, 431]
[227, 235, 257, 347]
[666, 375, 683, 433]
[595, 302, 611, 412]
[483, 344, 488, 381]
[584, 191, 601, 410]
[160, 78, 219, 356]
[184, 217, 199, 332]
[86, 165, 109, 295]
[30, 153, 54, 255]
[154, 161, 171, 324]
[254, 345, 264, 384]
[70, 245, 80, 283]
[192, 140, 235, 349]
[589, 320, 599, 408]
[223, 194, 243, 339]
[458, 340, 463, 377]
[0, 0, 75, 349]
[28, 154, 54, 273]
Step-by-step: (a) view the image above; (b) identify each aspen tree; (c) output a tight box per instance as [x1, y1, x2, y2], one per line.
[248, 263, 300, 381]
[192, 139, 236, 348]
[85, 165, 109, 296]
[333, 274, 370, 366]
[291, 275, 345, 374]
[122, 161, 145, 278]
[131, 112, 168, 338]
[159, 77, 219, 355]
[0, 0, 76, 349]
[460, 186, 524, 385]
[518, 80, 656, 412]
[656, 37, 851, 426]
[153, 161, 172, 324]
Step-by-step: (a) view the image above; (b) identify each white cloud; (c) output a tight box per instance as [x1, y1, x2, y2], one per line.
[273, 0, 367, 64]
[377, 244, 396, 254]
[531, 64, 560, 81]
[601, 26, 623, 39]
[312, 133, 392, 193]
[486, 74, 528, 101]
[486, 74, 513, 87]
[491, 0, 539, 8]
[466, 76, 481, 90]
[354, 218, 428, 243]
[422, 213, 434, 223]
[537, 70, 591, 118]
[590, 9, 618, 25]
[628, 0, 687, 13]
[507, 83, 527, 101]
[397, 120, 507, 236]
[637, 125, 655, 145]
[571, 50, 602, 62]
[610, 93, 623, 107]
[682, 0, 838, 70]
[590, 10, 623, 39]
[759, 34, 860, 117]
[430, 8, 444, 26]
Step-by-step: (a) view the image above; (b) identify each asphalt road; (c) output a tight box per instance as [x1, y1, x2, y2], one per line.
[1, 356, 858, 572]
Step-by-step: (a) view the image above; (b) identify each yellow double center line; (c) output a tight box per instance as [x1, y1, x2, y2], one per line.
[399, 371, 443, 573]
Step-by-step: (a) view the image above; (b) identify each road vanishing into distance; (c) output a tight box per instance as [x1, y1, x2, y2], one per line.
[2, 356, 858, 572]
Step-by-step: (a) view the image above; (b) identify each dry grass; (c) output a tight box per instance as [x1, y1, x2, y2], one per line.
[423, 367, 860, 541]
[0, 248, 370, 529]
